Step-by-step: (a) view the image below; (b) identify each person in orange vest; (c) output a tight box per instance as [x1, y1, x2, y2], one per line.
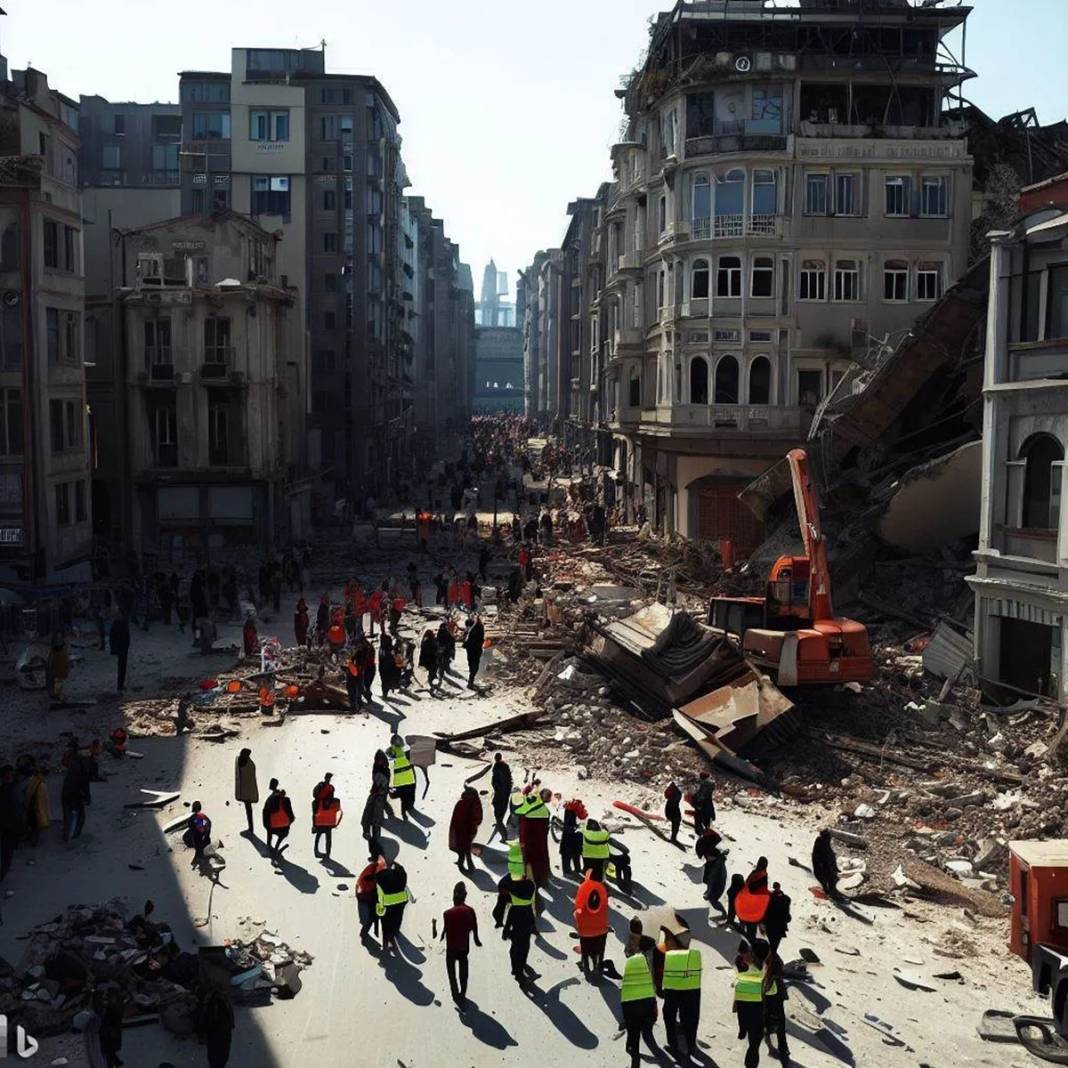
[459, 576, 473, 609]
[573, 868, 610, 978]
[311, 773, 342, 859]
[261, 778, 295, 866]
[242, 612, 258, 658]
[344, 651, 363, 712]
[368, 588, 384, 637]
[417, 511, 431, 553]
[735, 856, 771, 941]
[388, 592, 406, 637]
[258, 684, 276, 716]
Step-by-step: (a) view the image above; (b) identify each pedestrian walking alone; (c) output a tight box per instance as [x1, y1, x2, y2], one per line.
[696, 827, 728, 917]
[109, 613, 130, 693]
[463, 614, 485, 690]
[664, 780, 682, 843]
[387, 734, 417, 820]
[262, 779, 295, 865]
[311, 773, 342, 858]
[234, 748, 258, 835]
[490, 752, 511, 839]
[448, 785, 482, 873]
[441, 881, 482, 1008]
[374, 858, 410, 954]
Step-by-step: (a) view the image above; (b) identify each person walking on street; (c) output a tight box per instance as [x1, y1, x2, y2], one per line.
[356, 855, 385, 943]
[361, 751, 389, 859]
[581, 818, 611, 881]
[734, 938, 771, 1068]
[197, 982, 235, 1068]
[502, 865, 538, 984]
[448, 785, 482, 873]
[374, 858, 410, 954]
[379, 634, 401, 701]
[573, 868, 609, 978]
[812, 829, 843, 901]
[463, 614, 485, 690]
[109, 613, 130, 693]
[294, 599, 309, 647]
[344, 651, 363, 712]
[311, 773, 342, 859]
[357, 634, 376, 703]
[262, 779, 295, 865]
[763, 882, 791, 953]
[60, 742, 91, 843]
[23, 761, 50, 847]
[664, 780, 682, 844]
[0, 765, 25, 880]
[517, 786, 551, 887]
[418, 628, 440, 692]
[696, 827, 728, 917]
[763, 949, 791, 1066]
[560, 798, 586, 878]
[621, 918, 660, 1068]
[387, 733, 417, 820]
[490, 752, 511, 840]
[234, 748, 258, 835]
[661, 929, 703, 1060]
[441, 881, 482, 1008]
[692, 772, 715, 835]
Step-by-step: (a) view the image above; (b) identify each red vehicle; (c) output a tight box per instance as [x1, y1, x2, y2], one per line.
[708, 448, 872, 687]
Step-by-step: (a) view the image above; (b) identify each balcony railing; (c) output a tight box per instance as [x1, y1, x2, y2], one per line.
[644, 404, 803, 433]
[147, 354, 174, 381]
[690, 215, 781, 240]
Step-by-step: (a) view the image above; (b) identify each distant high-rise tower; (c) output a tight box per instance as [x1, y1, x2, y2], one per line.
[477, 259, 516, 327]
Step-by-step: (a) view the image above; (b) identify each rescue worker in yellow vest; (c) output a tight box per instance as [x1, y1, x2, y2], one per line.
[501, 860, 538, 985]
[734, 938, 771, 1068]
[582, 818, 611, 881]
[661, 929, 702, 1059]
[388, 734, 417, 820]
[493, 840, 527, 927]
[373, 858, 410, 954]
[621, 917, 659, 1068]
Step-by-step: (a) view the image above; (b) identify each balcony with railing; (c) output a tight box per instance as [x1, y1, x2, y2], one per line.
[202, 346, 236, 381]
[690, 214, 781, 240]
[643, 404, 804, 434]
[145, 350, 174, 384]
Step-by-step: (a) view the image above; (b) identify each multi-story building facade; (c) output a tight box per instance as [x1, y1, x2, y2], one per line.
[178, 48, 415, 505]
[553, 0, 974, 550]
[0, 66, 91, 581]
[116, 212, 304, 561]
[967, 173, 1068, 704]
[472, 326, 523, 412]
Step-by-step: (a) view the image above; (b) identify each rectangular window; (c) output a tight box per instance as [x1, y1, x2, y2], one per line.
[834, 259, 860, 301]
[804, 174, 828, 216]
[752, 171, 777, 216]
[751, 257, 774, 298]
[155, 405, 177, 466]
[717, 256, 742, 298]
[250, 110, 289, 142]
[798, 370, 823, 408]
[750, 86, 783, 133]
[144, 318, 173, 369]
[251, 176, 290, 216]
[343, 155, 353, 172]
[323, 232, 337, 253]
[799, 259, 826, 301]
[204, 317, 231, 364]
[65, 400, 80, 449]
[46, 308, 59, 362]
[63, 311, 79, 363]
[921, 176, 947, 217]
[686, 92, 716, 139]
[835, 173, 857, 216]
[321, 88, 337, 104]
[885, 175, 912, 217]
[50, 399, 63, 452]
[55, 483, 70, 526]
[113, 114, 125, 135]
[339, 115, 354, 135]
[101, 145, 121, 170]
[0, 389, 23, 455]
[75, 481, 86, 523]
[916, 261, 943, 301]
[883, 260, 909, 302]
[43, 220, 59, 268]
[320, 115, 336, 140]
[322, 157, 334, 173]
[192, 112, 231, 139]
[63, 226, 77, 272]
[323, 189, 336, 211]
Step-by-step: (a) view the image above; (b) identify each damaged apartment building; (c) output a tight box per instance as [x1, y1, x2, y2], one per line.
[968, 172, 1068, 705]
[533, 0, 977, 553]
[107, 213, 306, 562]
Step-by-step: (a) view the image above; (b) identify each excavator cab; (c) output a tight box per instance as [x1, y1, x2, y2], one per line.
[766, 555, 811, 624]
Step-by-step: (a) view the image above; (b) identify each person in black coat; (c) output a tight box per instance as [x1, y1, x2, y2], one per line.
[490, 752, 512, 839]
[418, 629, 440, 691]
[812, 829, 842, 901]
[109, 613, 131, 692]
[463, 615, 485, 690]
[763, 882, 792, 953]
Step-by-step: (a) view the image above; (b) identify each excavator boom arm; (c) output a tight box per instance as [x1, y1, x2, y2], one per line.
[786, 448, 833, 621]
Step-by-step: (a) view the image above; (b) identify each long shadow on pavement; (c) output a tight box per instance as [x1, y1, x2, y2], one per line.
[521, 975, 599, 1050]
[456, 998, 519, 1051]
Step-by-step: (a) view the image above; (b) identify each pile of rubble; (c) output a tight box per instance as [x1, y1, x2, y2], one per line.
[3, 899, 309, 1040]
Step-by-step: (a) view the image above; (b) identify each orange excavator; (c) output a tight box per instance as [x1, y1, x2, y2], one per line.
[707, 447, 873, 687]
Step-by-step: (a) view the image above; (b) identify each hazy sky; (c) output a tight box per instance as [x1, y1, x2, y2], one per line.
[6, 0, 1068, 295]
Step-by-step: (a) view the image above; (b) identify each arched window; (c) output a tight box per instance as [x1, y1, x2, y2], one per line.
[1021, 433, 1064, 529]
[749, 356, 771, 405]
[691, 259, 710, 300]
[714, 354, 740, 404]
[690, 356, 709, 405]
[716, 169, 745, 216]
[628, 367, 641, 407]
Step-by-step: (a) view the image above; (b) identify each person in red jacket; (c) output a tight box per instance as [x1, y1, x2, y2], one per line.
[519, 787, 552, 887]
[242, 613, 258, 658]
[356, 855, 385, 941]
[448, 786, 483, 873]
[294, 598, 309, 647]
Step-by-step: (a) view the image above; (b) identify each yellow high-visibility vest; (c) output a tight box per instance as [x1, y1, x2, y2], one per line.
[388, 745, 416, 789]
[662, 948, 702, 992]
[620, 952, 656, 1003]
[582, 825, 610, 860]
[734, 966, 764, 1003]
[375, 883, 409, 916]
